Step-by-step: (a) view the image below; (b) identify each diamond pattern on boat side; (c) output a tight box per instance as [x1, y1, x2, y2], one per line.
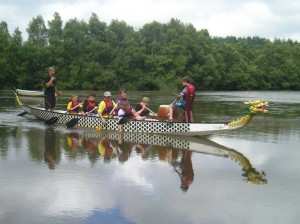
[83, 132, 190, 150]
[28, 106, 190, 134]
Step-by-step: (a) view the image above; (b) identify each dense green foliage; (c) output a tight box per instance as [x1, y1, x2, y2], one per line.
[1, 13, 299, 91]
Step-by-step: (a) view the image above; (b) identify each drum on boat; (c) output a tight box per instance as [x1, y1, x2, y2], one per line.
[157, 105, 179, 120]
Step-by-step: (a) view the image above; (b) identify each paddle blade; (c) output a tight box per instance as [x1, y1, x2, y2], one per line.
[66, 118, 79, 128]
[44, 117, 58, 125]
[96, 126, 103, 131]
[118, 117, 129, 125]
[17, 111, 28, 116]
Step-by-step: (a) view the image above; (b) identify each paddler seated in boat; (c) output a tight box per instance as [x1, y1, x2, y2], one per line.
[82, 92, 98, 115]
[98, 91, 117, 124]
[117, 101, 144, 132]
[118, 101, 138, 121]
[115, 88, 129, 108]
[116, 89, 140, 117]
[168, 76, 195, 122]
[135, 97, 157, 120]
[67, 94, 82, 114]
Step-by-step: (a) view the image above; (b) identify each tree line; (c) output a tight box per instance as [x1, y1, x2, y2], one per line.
[0, 12, 299, 91]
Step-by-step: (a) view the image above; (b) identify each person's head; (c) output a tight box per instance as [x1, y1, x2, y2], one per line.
[122, 101, 130, 109]
[103, 91, 112, 101]
[182, 76, 191, 85]
[88, 92, 96, 101]
[142, 97, 149, 105]
[119, 88, 126, 98]
[71, 94, 79, 101]
[48, 66, 55, 76]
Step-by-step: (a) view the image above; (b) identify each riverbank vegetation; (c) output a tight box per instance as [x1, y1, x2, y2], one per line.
[1, 13, 299, 91]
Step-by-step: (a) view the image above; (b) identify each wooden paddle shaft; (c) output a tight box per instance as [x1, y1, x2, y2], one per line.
[145, 106, 157, 116]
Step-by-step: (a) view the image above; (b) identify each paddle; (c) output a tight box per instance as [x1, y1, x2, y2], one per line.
[145, 106, 157, 116]
[44, 104, 81, 125]
[66, 107, 98, 128]
[96, 103, 118, 131]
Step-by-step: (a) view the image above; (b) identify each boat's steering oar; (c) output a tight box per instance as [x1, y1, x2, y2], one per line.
[44, 104, 81, 125]
[66, 107, 98, 128]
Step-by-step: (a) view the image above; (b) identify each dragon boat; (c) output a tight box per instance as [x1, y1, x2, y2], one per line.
[14, 91, 269, 136]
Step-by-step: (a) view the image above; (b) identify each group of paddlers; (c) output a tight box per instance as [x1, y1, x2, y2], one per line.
[43, 67, 195, 126]
[66, 89, 157, 123]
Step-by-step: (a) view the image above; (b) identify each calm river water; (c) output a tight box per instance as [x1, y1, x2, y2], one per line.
[0, 90, 299, 224]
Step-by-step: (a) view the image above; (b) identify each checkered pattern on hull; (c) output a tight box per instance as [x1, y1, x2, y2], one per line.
[84, 132, 190, 150]
[27, 106, 191, 134]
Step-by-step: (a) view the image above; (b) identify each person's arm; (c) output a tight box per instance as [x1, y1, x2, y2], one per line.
[115, 98, 121, 109]
[174, 87, 188, 103]
[45, 76, 55, 88]
[112, 101, 117, 115]
[55, 86, 62, 96]
[135, 103, 145, 116]
[82, 101, 88, 113]
[67, 102, 72, 112]
[98, 101, 106, 123]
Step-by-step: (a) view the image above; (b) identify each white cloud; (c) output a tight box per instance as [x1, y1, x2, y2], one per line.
[1, 0, 300, 41]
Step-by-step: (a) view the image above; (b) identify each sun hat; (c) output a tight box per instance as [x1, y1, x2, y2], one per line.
[142, 97, 149, 103]
[104, 91, 112, 97]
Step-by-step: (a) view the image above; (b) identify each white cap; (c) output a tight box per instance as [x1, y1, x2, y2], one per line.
[104, 91, 112, 97]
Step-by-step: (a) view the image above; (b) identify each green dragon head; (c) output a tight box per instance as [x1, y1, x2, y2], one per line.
[244, 100, 269, 116]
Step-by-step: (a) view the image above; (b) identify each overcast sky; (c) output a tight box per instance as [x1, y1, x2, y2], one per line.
[1, 0, 300, 41]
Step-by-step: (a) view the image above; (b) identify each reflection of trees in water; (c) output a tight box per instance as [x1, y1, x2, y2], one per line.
[0, 121, 27, 159]
[0, 127, 10, 159]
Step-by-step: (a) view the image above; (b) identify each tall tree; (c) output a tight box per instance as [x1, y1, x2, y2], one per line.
[0, 21, 11, 89]
[27, 15, 48, 47]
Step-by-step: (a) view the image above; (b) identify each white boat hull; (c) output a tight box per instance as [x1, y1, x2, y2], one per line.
[16, 89, 44, 97]
[21, 104, 244, 136]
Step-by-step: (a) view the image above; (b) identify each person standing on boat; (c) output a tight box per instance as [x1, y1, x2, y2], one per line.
[43, 66, 61, 112]
[168, 76, 195, 122]
[98, 91, 117, 124]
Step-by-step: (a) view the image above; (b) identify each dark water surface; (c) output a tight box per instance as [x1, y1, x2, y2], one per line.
[0, 90, 299, 224]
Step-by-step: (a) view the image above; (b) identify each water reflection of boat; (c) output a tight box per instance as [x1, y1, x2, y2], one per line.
[41, 125, 267, 185]
[82, 131, 267, 185]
